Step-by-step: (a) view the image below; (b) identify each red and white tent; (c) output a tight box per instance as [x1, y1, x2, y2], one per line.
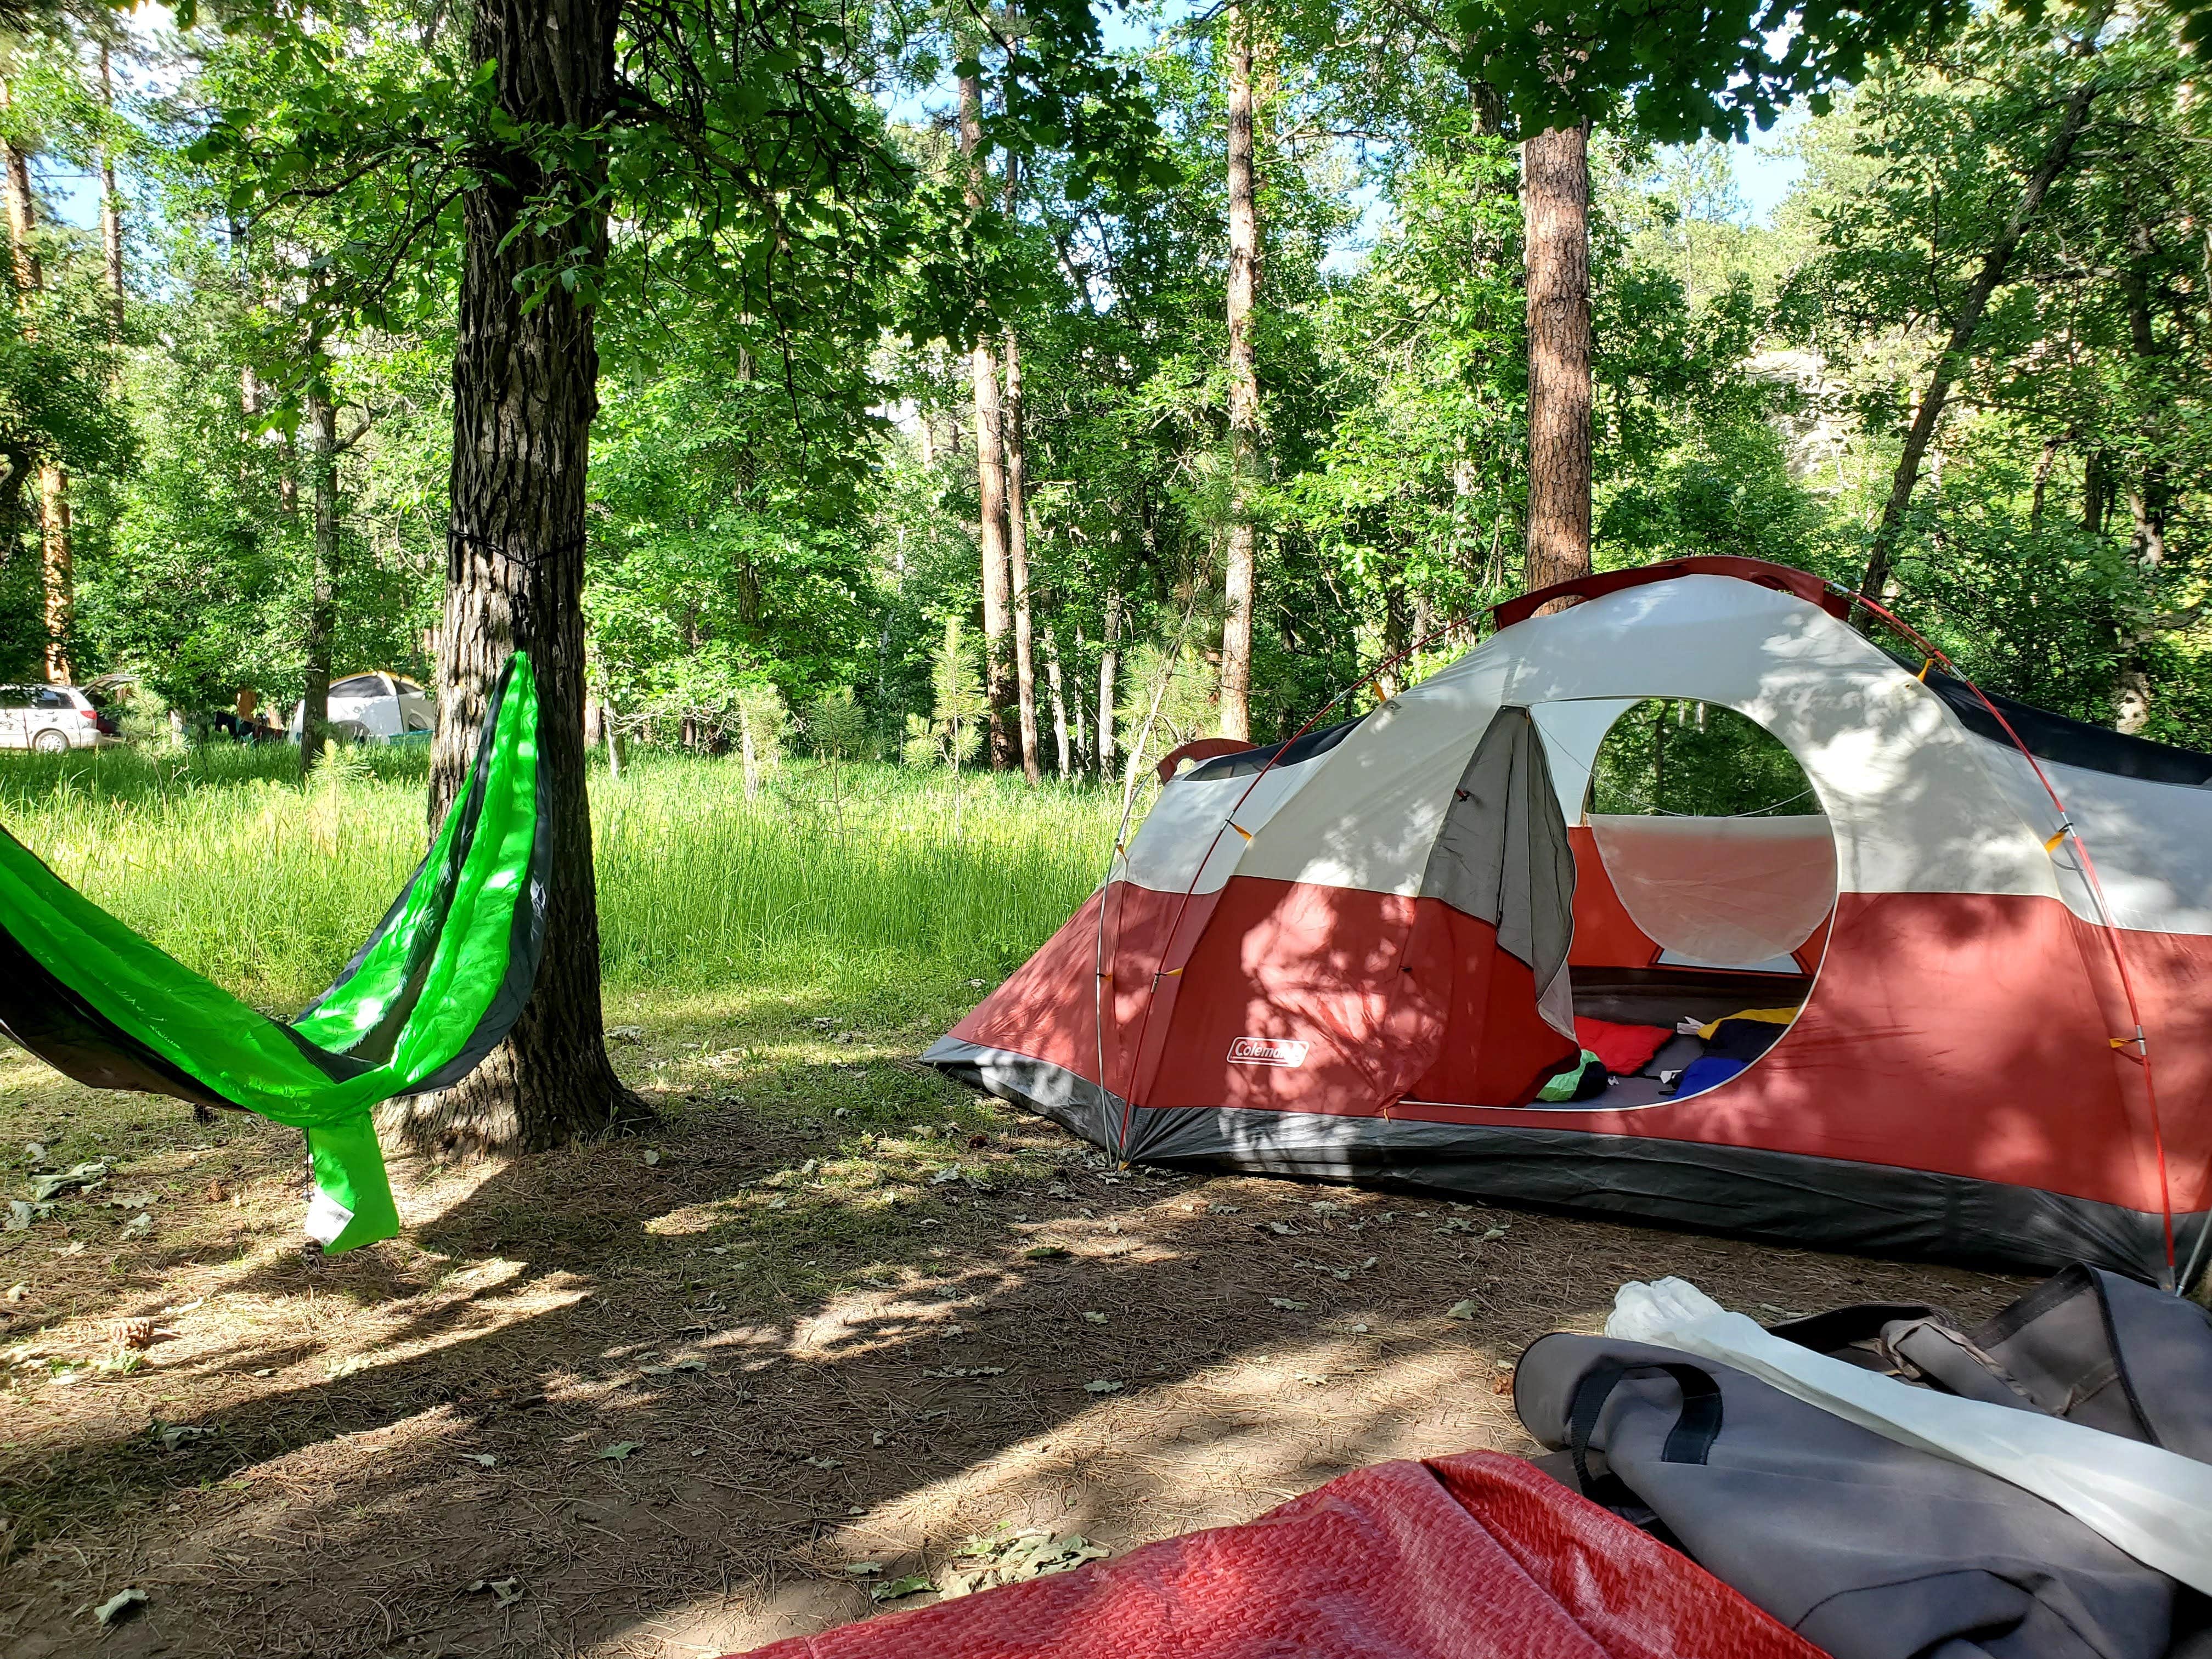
[927, 559, 2212, 1283]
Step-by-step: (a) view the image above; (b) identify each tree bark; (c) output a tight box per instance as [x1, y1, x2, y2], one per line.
[2113, 209, 2170, 734]
[2029, 431, 2067, 528]
[1, 110, 70, 682]
[97, 44, 122, 344]
[1218, 3, 1260, 741]
[1854, 78, 2098, 626]
[1043, 620, 1071, 778]
[1, 123, 40, 296]
[960, 69, 1016, 769]
[1002, 330, 1041, 782]
[38, 464, 68, 682]
[397, 0, 636, 1158]
[1097, 592, 1120, 780]
[299, 386, 339, 773]
[1522, 121, 1593, 604]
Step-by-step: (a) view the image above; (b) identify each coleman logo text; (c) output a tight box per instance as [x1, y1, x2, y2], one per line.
[1228, 1037, 1309, 1067]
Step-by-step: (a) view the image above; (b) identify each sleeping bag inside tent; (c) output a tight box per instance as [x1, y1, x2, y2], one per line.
[0, 655, 548, 1252]
[926, 558, 2212, 1284]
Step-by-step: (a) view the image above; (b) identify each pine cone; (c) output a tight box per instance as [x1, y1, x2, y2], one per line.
[116, 1317, 156, 1351]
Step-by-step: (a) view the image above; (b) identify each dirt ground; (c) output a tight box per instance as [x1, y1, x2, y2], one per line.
[0, 990, 2029, 1658]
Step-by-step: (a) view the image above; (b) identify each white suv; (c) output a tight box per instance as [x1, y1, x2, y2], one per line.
[0, 684, 120, 752]
[289, 672, 435, 744]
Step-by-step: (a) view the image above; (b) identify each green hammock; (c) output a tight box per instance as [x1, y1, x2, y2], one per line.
[0, 654, 547, 1252]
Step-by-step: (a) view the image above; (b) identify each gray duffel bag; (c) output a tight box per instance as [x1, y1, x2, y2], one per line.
[1513, 1265, 2212, 1659]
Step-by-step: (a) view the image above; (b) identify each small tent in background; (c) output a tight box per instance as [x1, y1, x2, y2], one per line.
[929, 559, 2212, 1285]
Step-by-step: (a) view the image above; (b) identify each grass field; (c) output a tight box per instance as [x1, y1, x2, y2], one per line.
[0, 744, 1121, 1013]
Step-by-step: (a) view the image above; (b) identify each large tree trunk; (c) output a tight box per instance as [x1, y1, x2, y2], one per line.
[397, 0, 635, 1157]
[1522, 122, 1592, 603]
[1218, 4, 1260, 741]
[1854, 78, 2097, 626]
[299, 386, 339, 772]
[1003, 330, 1042, 782]
[959, 70, 1017, 769]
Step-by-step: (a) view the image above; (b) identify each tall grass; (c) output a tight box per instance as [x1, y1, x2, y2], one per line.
[0, 744, 1118, 1014]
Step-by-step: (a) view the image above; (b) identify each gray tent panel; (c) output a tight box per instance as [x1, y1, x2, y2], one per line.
[1417, 704, 1576, 1030]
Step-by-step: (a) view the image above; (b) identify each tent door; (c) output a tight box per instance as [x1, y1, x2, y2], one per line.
[1386, 707, 1582, 1109]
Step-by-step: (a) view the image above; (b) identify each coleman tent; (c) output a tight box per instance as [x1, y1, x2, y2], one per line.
[927, 559, 2212, 1284]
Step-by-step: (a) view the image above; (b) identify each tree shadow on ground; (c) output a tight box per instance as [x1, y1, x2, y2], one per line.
[0, 1022, 2030, 1659]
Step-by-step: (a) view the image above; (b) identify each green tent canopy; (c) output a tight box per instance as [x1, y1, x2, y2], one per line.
[0, 655, 548, 1252]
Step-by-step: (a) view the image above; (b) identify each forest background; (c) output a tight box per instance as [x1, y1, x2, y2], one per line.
[0, 0, 2207, 785]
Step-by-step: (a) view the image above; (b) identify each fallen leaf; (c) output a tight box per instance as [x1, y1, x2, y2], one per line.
[843, 1561, 883, 1576]
[1084, 1379, 1123, 1393]
[1446, 1300, 1480, 1320]
[1024, 1245, 1069, 1260]
[941, 1528, 1111, 1598]
[642, 1149, 662, 1167]
[1080, 1311, 1107, 1324]
[467, 1577, 524, 1606]
[32, 1163, 109, 1203]
[1268, 1297, 1310, 1311]
[92, 1588, 147, 1627]
[871, 1573, 933, 1602]
[1267, 1221, 1296, 1236]
[4, 1283, 24, 1302]
[598, 1441, 643, 1461]
[118, 1212, 153, 1240]
[459, 1453, 498, 1467]
[805, 1455, 843, 1469]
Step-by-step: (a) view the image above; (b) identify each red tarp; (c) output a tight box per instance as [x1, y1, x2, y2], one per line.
[729, 1452, 1822, 1659]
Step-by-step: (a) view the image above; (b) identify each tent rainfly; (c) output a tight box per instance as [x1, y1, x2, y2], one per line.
[926, 560, 2212, 1285]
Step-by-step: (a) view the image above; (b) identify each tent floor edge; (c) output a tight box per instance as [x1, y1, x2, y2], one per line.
[921, 1041, 2180, 1283]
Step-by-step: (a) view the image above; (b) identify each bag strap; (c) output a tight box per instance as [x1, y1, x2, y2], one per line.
[1881, 1318, 2051, 1413]
[1565, 1361, 1724, 1505]
[1765, 1302, 1944, 1355]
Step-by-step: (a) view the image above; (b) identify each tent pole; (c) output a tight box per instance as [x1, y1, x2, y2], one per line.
[2179, 1211, 2212, 1300]
[1847, 586, 2181, 1290]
